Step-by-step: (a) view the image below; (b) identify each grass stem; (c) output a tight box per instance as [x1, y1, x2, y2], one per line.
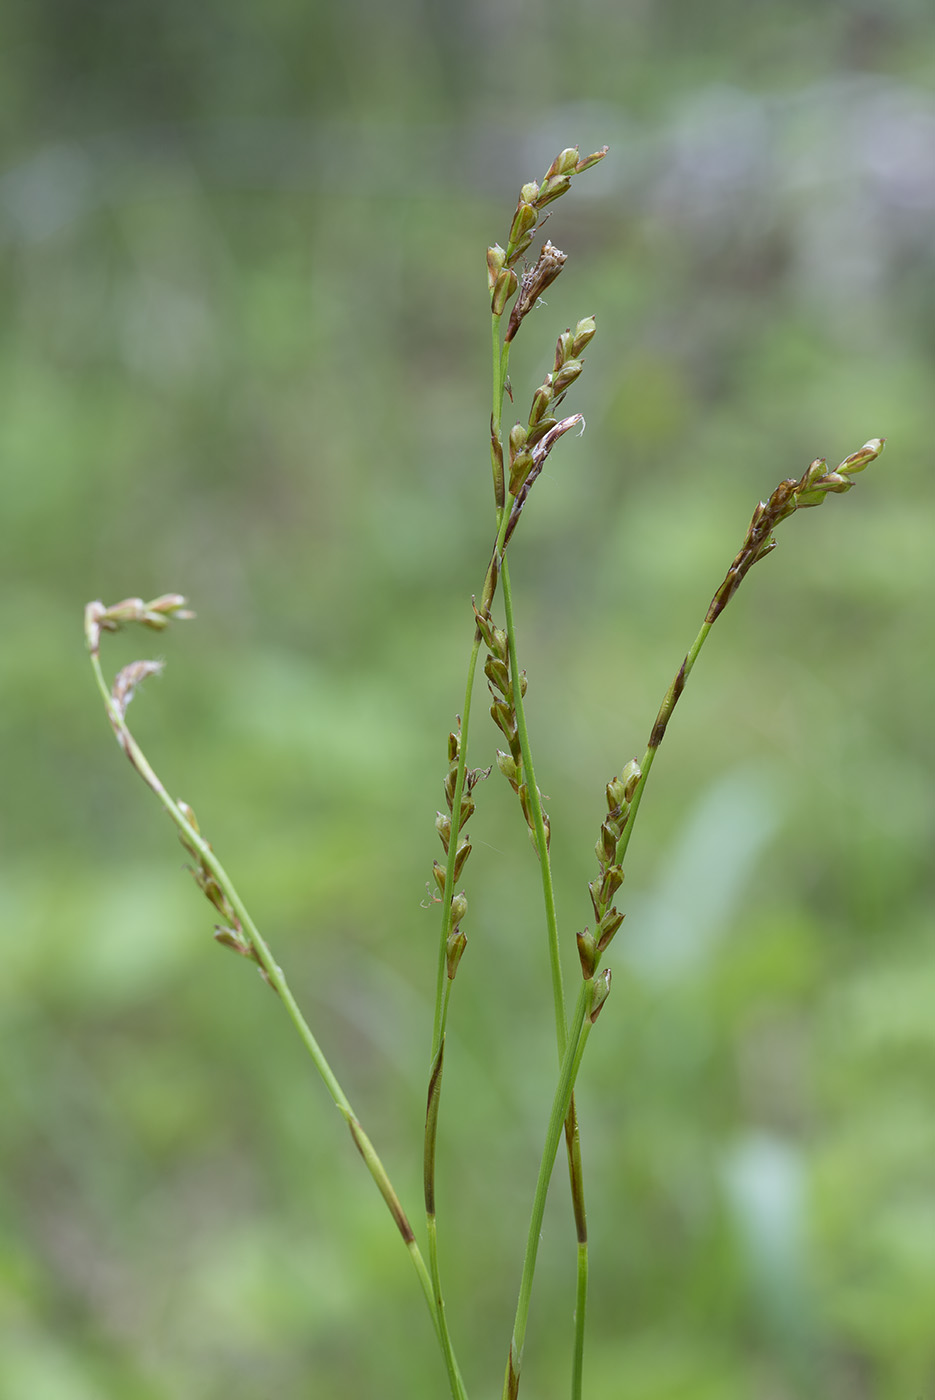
[87, 633, 468, 1400]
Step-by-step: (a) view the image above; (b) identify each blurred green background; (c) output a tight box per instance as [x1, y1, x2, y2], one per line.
[3, 1, 934, 1396]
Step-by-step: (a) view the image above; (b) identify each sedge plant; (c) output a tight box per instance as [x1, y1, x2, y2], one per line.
[86, 145, 884, 1400]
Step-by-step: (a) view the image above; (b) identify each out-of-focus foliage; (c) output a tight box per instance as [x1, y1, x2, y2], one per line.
[2, 1, 933, 1396]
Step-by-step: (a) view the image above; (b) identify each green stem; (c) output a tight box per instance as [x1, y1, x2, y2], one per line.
[421, 313, 518, 1387]
[425, 1214, 468, 1400]
[420, 304, 517, 1390]
[497, 307, 589, 1395]
[423, 1041, 469, 1400]
[502, 562, 591, 1397]
[501, 557, 566, 1045]
[571, 1236, 588, 1400]
[89, 646, 467, 1397]
[492, 312, 503, 437]
[502, 982, 596, 1400]
[493, 322, 511, 452]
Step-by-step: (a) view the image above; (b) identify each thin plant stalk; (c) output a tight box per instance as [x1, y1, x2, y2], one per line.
[500, 560, 566, 1038]
[483, 150, 612, 1387]
[85, 603, 469, 1400]
[498, 438, 885, 1398]
[423, 498, 519, 1400]
[492, 317, 511, 497]
[492, 181, 598, 1386]
[501, 974, 609, 1400]
[425, 172, 602, 1395]
[501, 553, 590, 1396]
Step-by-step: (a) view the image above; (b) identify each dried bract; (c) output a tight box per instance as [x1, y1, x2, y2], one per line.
[505, 241, 567, 343]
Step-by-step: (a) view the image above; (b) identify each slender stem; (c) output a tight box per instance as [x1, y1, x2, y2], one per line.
[501, 557, 566, 1045]
[501, 557, 593, 1394]
[88, 646, 468, 1397]
[567, 1112, 588, 1400]
[571, 1236, 588, 1399]
[502, 982, 596, 1400]
[492, 312, 506, 510]
[420, 307, 518, 1391]
[497, 311, 590, 1395]
[493, 325, 511, 464]
[422, 1040, 470, 1400]
[492, 313, 503, 438]
[425, 1214, 468, 1400]
[420, 301, 518, 1391]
